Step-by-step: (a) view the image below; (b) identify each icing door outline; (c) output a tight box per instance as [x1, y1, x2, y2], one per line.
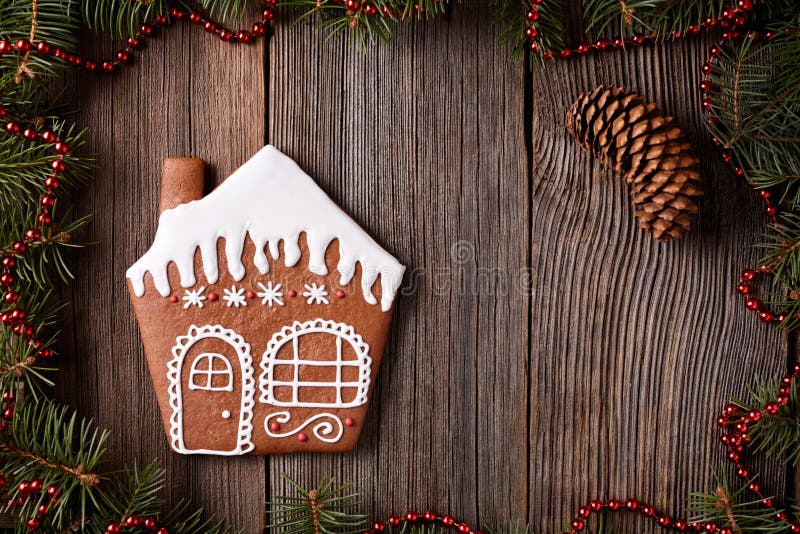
[168, 325, 255, 455]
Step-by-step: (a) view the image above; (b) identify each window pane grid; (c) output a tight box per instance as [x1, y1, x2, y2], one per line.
[270, 333, 357, 405]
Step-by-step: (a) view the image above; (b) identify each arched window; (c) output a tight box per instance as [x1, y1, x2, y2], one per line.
[259, 319, 372, 408]
[189, 352, 234, 391]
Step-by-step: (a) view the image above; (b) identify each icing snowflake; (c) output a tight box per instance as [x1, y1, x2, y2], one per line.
[223, 285, 248, 308]
[256, 281, 284, 307]
[303, 283, 329, 305]
[182, 286, 207, 309]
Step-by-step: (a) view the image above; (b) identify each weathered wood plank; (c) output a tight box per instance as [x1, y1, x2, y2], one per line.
[267, 1, 528, 528]
[529, 38, 787, 532]
[60, 24, 266, 531]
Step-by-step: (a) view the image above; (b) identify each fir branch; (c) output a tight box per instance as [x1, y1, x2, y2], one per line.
[268, 474, 366, 534]
[688, 469, 793, 533]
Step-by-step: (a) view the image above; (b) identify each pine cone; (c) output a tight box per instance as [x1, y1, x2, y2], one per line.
[565, 85, 703, 242]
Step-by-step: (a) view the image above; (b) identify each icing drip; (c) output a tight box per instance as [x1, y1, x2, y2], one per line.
[126, 145, 405, 312]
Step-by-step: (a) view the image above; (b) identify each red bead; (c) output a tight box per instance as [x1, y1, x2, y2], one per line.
[373, 522, 385, 531]
[626, 499, 639, 510]
[736, 283, 750, 295]
[741, 269, 756, 281]
[208, 292, 218, 301]
[702, 62, 714, 74]
[269, 421, 280, 431]
[125, 515, 140, 527]
[607, 499, 621, 511]
[745, 298, 759, 310]
[26, 518, 40, 531]
[594, 39, 608, 50]
[642, 505, 655, 516]
[237, 31, 252, 43]
[106, 524, 121, 534]
[155, 15, 168, 25]
[52, 158, 66, 172]
[140, 25, 154, 36]
[189, 12, 202, 23]
[46, 484, 59, 496]
[344, 417, 355, 426]
[3, 408, 13, 420]
[29, 479, 42, 492]
[15, 39, 31, 53]
[5, 122, 20, 134]
[169, 295, 179, 303]
[558, 49, 571, 58]
[85, 61, 97, 71]
[589, 500, 602, 511]
[0, 291, 12, 303]
[423, 511, 437, 522]
[578, 506, 590, 518]
[128, 37, 141, 48]
[204, 21, 217, 33]
[37, 504, 47, 516]
[45, 176, 60, 189]
[12, 242, 27, 254]
[577, 44, 591, 54]
[157, 529, 169, 534]
[767, 206, 778, 217]
[457, 523, 470, 533]
[219, 30, 233, 42]
[406, 511, 419, 522]
[0, 41, 10, 54]
[570, 518, 585, 531]
[262, 9, 274, 21]
[117, 51, 130, 63]
[22, 128, 37, 141]
[252, 23, 266, 36]
[758, 311, 773, 323]
[658, 516, 671, 527]
[297, 432, 308, 442]
[526, 10, 539, 22]
[288, 289, 297, 298]
[25, 229, 40, 241]
[738, 0, 753, 10]
[524, 27, 538, 40]
[0, 273, 14, 287]
[389, 515, 401, 527]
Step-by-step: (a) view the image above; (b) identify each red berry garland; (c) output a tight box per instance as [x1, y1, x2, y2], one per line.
[698, 30, 791, 325]
[0, 1, 277, 76]
[365, 510, 481, 534]
[523, 0, 754, 60]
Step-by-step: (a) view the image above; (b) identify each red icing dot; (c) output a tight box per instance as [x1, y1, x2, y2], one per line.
[246, 290, 256, 299]
[169, 295, 179, 303]
[297, 432, 308, 442]
[336, 290, 345, 299]
[208, 292, 218, 302]
[344, 417, 355, 427]
[288, 289, 297, 298]
[269, 422, 280, 431]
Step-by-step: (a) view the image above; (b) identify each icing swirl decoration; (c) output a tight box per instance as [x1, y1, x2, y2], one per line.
[126, 145, 405, 312]
[264, 412, 344, 443]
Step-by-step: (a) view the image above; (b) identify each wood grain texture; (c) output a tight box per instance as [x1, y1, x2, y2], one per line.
[529, 38, 786, 531]
[267, 2, 528, 526]
[53, 2, 786, 533]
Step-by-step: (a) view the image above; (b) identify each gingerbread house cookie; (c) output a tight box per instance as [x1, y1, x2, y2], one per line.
[126, 146, 405, 455]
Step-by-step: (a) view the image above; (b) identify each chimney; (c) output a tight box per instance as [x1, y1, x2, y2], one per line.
[159, 157, 205, 214]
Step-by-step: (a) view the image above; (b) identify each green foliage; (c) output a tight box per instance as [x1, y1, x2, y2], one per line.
[688, 470, 793, 534]
[706, 29, 800, 206]
[81, 0, 168, 39]
[701, 27, 800, 329]
[268, 474, 366, 534]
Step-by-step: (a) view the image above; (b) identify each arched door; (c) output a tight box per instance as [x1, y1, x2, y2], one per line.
[168, 325, 255, 455]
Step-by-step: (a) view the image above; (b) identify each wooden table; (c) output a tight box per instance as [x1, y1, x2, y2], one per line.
[59, 2, 787, 532]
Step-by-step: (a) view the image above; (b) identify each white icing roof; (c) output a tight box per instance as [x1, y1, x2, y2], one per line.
[126, 145, 405, 312]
